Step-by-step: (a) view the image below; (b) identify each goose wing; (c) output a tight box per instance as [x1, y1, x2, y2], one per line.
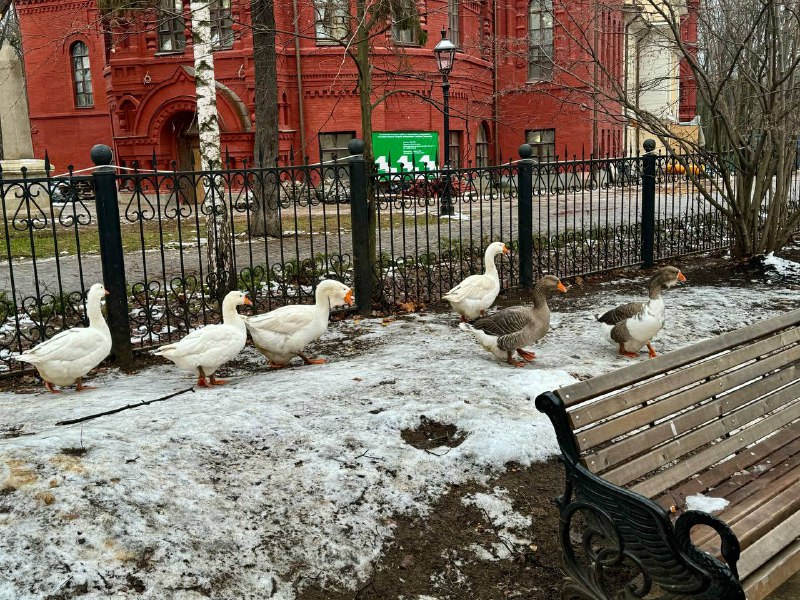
[155, 323, 235, 358]
[443, 274, 496, 302]
[16, 328, 101, 364]
[597, 302, 644, 326]
[244, 305, 317, 337]
[471, 306, 535, 351]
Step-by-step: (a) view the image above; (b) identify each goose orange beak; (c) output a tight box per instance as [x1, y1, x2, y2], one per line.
[344, 289, 354, 305]
[677, 272, 687, 282]
[502, 245, 510, 255]
[243, 296, 253, 306]
[557, 281, 568, 293]
[104, 290, 110, 296]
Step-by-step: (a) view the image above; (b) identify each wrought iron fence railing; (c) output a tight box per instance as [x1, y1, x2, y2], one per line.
[0, 139, 755, 374]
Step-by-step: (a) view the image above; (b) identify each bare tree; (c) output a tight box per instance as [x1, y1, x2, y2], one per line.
[189, 0, 235, 298]
[542, 0, 800, 257]
[301, 0, 429, 262]
[250, 0, 281, 238]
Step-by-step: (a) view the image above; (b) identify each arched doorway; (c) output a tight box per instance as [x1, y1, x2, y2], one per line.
[160, 111, 202, 202]
[163, 111, 200, 171]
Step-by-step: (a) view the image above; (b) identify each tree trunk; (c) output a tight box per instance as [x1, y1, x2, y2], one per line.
[355, 0, 377, 266]
[190, 0, 234, 300]
[250, 0, 281, 238]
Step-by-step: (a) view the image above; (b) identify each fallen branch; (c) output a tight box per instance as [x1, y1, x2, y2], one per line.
[55, 387, 196, 426]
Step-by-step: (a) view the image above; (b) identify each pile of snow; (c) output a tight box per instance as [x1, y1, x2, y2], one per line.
[686, 494, 730, 514]
[763, 251, 800, 277]
[1, 274, 798, 598]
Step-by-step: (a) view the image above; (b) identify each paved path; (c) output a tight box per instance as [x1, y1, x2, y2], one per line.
[1, 184, 720, 301]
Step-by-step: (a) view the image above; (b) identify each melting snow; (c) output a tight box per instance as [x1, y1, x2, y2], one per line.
[462, 488, 532, 560]
[686, 494, 730, 514]
[0, 274, 798, 598]
[763, 252, 800, 276]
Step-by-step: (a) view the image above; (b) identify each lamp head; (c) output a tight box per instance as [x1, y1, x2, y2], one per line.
[433, 28, 456, 75]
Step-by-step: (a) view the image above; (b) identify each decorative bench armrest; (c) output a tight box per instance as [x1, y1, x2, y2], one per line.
[535, 390, 745, 600]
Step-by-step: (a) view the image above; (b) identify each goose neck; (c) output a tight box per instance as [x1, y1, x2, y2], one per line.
[222, 302, 245, 327]
[648, 278, 663, 300]
[87, 296, 107, 329]
[484, 248, 499, 280]
[315, 292, 332, 315]
[532, 285, 549, 310]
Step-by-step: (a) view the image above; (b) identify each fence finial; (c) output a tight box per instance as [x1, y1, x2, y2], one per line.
[348, 138, 365, 156]
[90, 144, 113, 166]
[643, 139, 657, 153]
[518, 143, 534, 160]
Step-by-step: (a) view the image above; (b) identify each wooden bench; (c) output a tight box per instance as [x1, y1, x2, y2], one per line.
[536, 308, 800, 600]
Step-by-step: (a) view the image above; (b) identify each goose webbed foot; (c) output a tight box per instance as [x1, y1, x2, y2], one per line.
[75, 378, 95, 392]
[507, 352, 527, 368]
[44, 381, 61, 394]
[196, 367, 209, 387]
[618, 343, 638, 358]
[268, 361, 288, 369]
[299, 352, 327, 365]
[516, 348, 536, 361]
[647, 342, 657, 359]
[209, 376, 228, 385]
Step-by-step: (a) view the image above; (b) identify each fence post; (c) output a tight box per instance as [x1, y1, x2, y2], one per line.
[517, 143, 534, 288]
[641, 139, 657, 269]
[348, 139, 372, 316]
[91, 144, 133, 370]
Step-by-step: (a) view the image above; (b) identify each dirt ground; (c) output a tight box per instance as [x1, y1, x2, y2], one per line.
[299, 454, 567, 600]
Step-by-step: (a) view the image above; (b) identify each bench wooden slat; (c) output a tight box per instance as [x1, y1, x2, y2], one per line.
[569, 327, 800, 432]
[720, 484, 800, 552]
[717, 448, 800, 507]
[599, 381, 800, 485]
[654, 422, 800, 508]
[582, 363, 800, 467]
[737, 508, 800, 580]
[693, 463, 800, 550]
[743, 538, 800, 600]
[557, 309, 800, 407]
[627, 399, 800, 497]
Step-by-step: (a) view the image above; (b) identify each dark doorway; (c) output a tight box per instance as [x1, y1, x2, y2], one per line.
[164, 111, 202, 203]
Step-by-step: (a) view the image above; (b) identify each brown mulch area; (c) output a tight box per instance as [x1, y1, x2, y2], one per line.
[298, 459, 567, 600]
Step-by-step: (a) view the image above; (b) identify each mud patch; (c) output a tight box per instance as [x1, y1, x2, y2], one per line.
[401, 415, 468, 451]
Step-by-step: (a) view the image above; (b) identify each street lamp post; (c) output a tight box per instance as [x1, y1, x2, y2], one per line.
[434, 29, 456, 216]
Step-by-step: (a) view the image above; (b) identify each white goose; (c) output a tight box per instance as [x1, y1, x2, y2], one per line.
[245, 279, 354, 368]
[15, 283, 112, 393]
[442, 241, 510, 321]
[153, 290, 251, 386]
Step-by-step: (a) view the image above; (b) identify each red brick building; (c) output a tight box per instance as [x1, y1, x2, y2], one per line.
[15, 0, 698, 172]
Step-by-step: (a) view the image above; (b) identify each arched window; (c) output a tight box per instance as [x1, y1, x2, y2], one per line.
[528, 0, 553, 81]
[476, 122, 490, 167]
[71, 41, 93, 107]
[448, 0, 460, 46]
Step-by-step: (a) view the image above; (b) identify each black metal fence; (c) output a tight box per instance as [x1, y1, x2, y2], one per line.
[0, 139, 766, 374]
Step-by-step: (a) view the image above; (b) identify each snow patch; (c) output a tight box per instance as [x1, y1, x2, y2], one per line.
[764, 252, 800, 276]
[462, 488, 532, 561]
[686, 494, 730, 513]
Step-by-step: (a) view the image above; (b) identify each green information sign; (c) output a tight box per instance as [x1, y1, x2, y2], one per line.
[372, 132, 439, 174]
